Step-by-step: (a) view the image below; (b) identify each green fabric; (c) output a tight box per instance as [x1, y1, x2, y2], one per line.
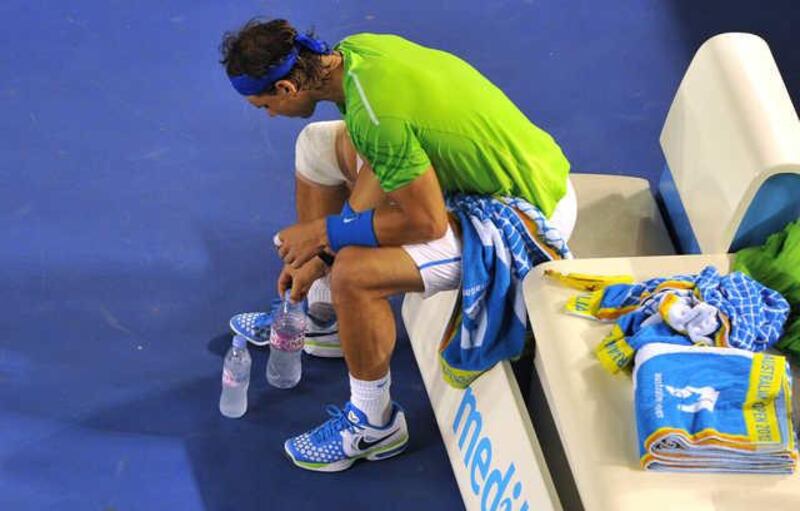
[734, 219, 800, 363]
[335, 33, 570, 217]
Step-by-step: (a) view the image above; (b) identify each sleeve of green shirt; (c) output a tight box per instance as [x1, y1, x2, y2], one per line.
[350, 117, 431, 193]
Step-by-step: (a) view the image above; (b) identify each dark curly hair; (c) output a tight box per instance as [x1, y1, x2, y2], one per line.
[220, 18, 330, 94]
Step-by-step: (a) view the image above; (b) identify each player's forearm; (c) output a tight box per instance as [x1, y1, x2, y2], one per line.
[343, 166, 446, 246]
[324, 166, 448, 252]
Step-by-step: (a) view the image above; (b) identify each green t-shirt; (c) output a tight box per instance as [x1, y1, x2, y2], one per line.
[336, 33, 570, 216]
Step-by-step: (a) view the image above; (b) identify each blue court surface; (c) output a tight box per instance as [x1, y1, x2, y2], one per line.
[1, 1, 798, 510]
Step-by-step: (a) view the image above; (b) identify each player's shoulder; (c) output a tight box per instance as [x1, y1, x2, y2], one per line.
[339, 32, 412, 49]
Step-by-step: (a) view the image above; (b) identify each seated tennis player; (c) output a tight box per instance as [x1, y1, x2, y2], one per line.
[221, 18, 576, 472]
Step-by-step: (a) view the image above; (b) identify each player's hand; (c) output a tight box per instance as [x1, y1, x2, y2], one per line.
[276, 218, 328, 269]
[277, 258, 328, 303]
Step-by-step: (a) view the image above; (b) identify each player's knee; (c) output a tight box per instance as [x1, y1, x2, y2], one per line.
[295, 121, 347, 187]
[331, 247, 366, 301]
[295, 122, 323, 154]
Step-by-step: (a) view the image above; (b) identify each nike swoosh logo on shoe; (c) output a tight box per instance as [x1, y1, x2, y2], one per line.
[356, 431, 396, 451]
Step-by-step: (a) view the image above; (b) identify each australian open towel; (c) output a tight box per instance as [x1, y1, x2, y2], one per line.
[438, 194, 571, 388]
[633, 343, 797, 474]
[564, 266, 790, 374]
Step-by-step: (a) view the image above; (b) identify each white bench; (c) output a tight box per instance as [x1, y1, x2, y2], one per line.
[524, 255, 800, 511]
[404, 31, 799, 511]
[403, 171, 674, 511]
[657, 32, 800, 253]
[567, 174, 673, 258]
[523, 33, 800, 511]
[403, 290, 560, 511]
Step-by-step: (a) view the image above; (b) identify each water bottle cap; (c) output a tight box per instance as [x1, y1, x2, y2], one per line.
[232, 335, 248, 348]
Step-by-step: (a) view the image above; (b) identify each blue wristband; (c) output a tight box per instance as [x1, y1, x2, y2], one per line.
[326, 205, 378, 252]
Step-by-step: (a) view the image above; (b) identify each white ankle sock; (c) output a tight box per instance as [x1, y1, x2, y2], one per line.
[349, 372, 392, 426]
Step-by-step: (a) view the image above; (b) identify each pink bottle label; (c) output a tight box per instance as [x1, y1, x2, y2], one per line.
[270, 330, 305, 351]
[222, 368, 241, 387]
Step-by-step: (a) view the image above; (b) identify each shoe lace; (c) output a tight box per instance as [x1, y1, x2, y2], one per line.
[310, 405, 364, 444]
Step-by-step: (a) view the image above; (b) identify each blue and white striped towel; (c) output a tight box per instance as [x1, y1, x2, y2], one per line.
[438, 194, 571, 388]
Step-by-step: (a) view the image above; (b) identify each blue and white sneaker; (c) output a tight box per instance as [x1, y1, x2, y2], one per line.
[228, 298, 282, 346]
[284, 402, 409, 472]
[303, 314, 342, 358]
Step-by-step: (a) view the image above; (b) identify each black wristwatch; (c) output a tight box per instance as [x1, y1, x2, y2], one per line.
[317, 252, 335, 267]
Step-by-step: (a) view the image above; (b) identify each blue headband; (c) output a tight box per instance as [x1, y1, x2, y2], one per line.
[229, 34, 332, 96]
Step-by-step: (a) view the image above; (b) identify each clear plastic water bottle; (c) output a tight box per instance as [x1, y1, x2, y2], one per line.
[219, 335, 252, 418]
[267, 294, 307, 389]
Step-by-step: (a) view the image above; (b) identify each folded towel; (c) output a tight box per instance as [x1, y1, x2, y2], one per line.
[634, 343, 797, 474]
[438, 194, 571, 388]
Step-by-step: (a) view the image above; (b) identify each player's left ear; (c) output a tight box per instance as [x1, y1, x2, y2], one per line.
[274, 79, 298, 96]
